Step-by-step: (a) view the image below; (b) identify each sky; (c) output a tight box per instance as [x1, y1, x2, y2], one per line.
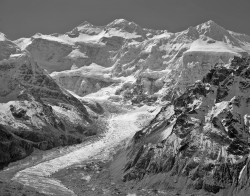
[0, 0, 250, 40]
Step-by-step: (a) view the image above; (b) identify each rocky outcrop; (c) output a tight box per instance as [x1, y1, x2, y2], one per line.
[121, 56, 250, 195]
[0, 125, 33, 169]
[0, 180, 46, 196]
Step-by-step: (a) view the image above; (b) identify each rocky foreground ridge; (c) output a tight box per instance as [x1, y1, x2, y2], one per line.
[119, 56, 250, 196]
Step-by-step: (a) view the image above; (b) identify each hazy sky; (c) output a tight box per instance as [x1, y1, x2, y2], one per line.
[1, 0, 250, 40]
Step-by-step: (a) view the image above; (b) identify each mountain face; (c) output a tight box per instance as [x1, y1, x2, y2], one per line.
[119, 56, 250, 196]
[14, 19, 250, 102]
[0, 34, 98, 169]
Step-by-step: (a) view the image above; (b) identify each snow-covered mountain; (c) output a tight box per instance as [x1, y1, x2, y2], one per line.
[14, 19, 250, 104]
[0, 19, 250, 195]
[0, 33, 100, 168]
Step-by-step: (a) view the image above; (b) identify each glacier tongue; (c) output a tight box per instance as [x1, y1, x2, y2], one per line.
[12, 105, 160, 195]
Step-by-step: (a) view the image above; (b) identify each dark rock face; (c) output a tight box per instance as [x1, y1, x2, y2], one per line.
[0, 121, 84, 170]
[0, 125, 33, 169]
[121, 56, 250, 195]
[120, 78, 159, 106]
[10, 105, 29, 120]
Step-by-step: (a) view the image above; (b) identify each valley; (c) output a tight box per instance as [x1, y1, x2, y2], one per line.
[0, 19, 250, 196]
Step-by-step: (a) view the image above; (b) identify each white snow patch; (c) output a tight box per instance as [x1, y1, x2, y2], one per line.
[0, 32, 7, 41]
[212, 101, 229, 117]
[51, 63, 113, 81]
[239, 164, 246, 180]
[186, 39, 242, 54]
[67, 48, 88, 59]
[152, 32, 172, 40]
[106, 28, 141, 39]
[33, 34, 74, 45]
[161, 121, 175, 140]
[14, 38, 32, 50]
[81, 174, 91, 183]
[127, 194, 137, 196]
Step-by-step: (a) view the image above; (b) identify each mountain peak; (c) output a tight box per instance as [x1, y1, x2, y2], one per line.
[77, 19, 133, 29]
[105, 18, 145, 35]
[77, 21, 95, 28]
[198, 20, 225, 31]
[107, 18, 139, 30]
[109, 18, 132, 25]
[0, 32, 7, 41]
[112, 18, 130, 24]
[205, 20, 218, 25]
[196, 20, 229, 41]
[70, 21, 103, 36]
